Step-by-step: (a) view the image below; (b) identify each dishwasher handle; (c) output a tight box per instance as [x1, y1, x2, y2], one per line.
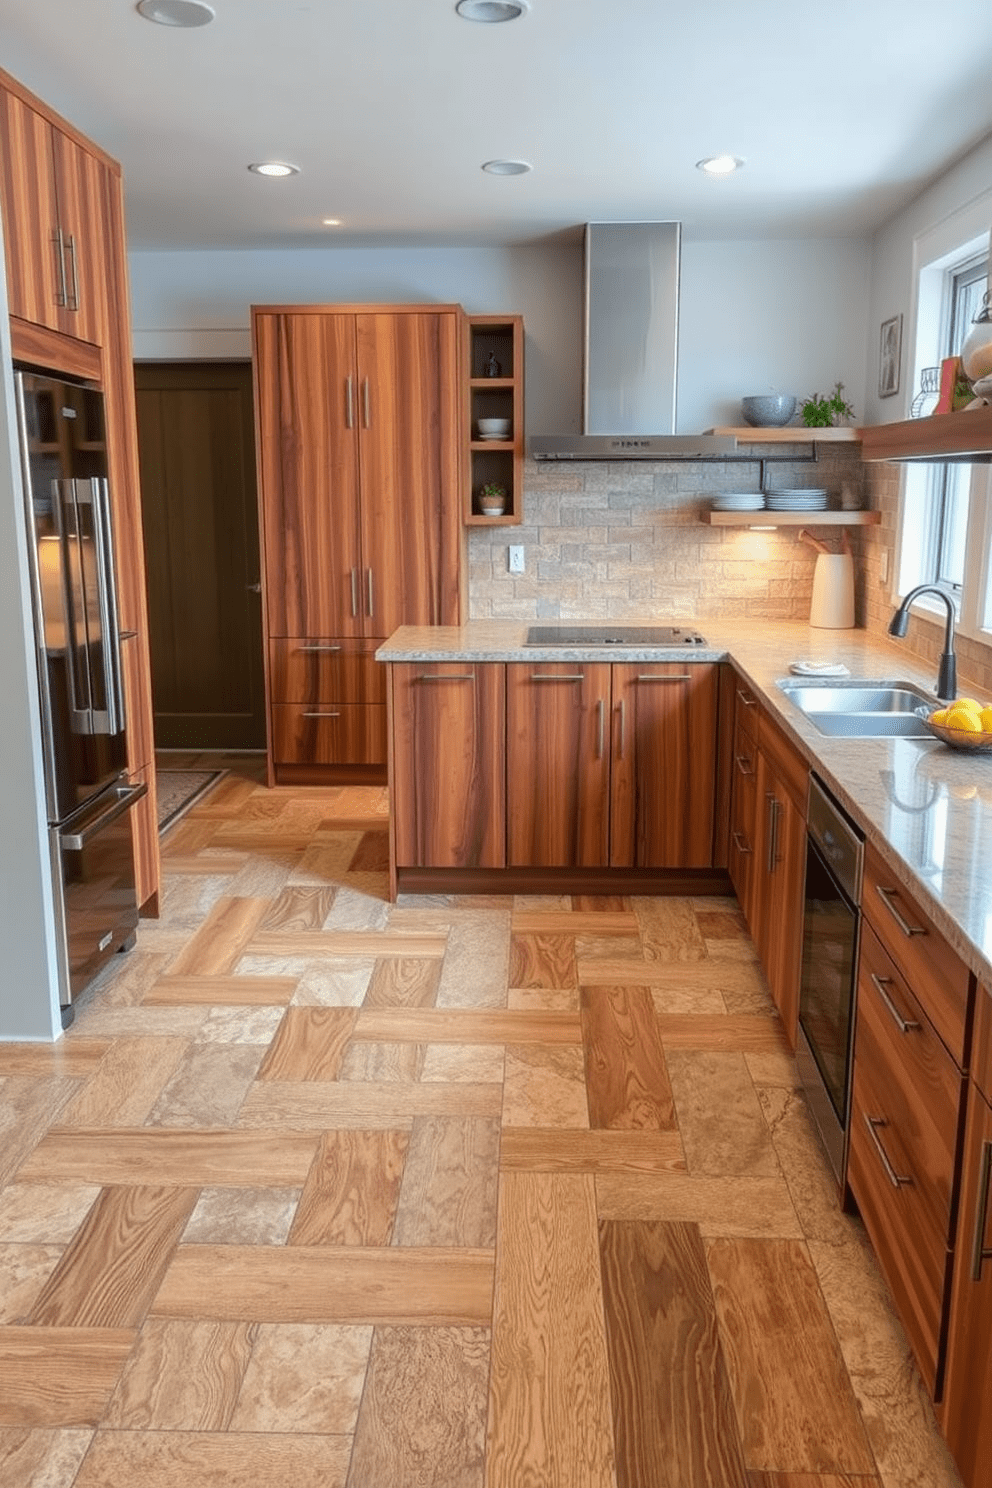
[61, 782, 147, 852]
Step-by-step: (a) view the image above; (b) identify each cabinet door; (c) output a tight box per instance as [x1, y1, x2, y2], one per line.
[728, 722, 758, 920]
[609, 663, 717, 868]
[753, 754, 804, 1045]
[355, 311, 460, 636]
[391, 663, 505, 869]
[943, 1083, 992, 1487]
[0, 89, 62, 331]
[506, 663, 611, 867]
[254, 313, 362, 638]
[51, 129, 109, 346]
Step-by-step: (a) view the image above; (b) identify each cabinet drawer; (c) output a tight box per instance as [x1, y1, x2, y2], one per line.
[271, 703, 386, 765]
[974, 984, 992, 1105]
[733, 677, 759, 745]
[863, 842, 971, 1067]
[758, 708, 808, 813]
[269, 639, 385, 705]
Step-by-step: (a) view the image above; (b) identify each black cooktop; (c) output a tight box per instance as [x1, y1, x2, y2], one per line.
[525, 625, 708, 646]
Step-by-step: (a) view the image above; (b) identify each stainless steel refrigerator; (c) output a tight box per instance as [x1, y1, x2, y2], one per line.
[15, 370, 146, 1025]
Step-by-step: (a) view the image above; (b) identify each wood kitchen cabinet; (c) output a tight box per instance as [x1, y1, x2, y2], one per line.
[751, 710, 807, 1044]
[252, 305, 465, 782]
[727, 679, 760, 920]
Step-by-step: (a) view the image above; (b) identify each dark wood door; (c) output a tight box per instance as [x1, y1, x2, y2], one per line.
[254, 312, 362, 639]
[391, 663, 506, 869]
[943, 1081, 992, 1486]
[355, 311, 459, 637]
[506, 663, 611, 867]
[134, 362, 266, 750]
[609, 663, 718, 868]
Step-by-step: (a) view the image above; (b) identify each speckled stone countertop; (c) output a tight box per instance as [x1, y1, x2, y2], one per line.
[377, 621, 992, 989]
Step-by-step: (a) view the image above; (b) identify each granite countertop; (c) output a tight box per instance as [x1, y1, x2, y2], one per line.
[377, 620, 992, 989]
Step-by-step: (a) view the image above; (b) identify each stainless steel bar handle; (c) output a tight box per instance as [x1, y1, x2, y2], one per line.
[417, 674, 475, 682]
[362, 378, 370, 428]
[89, 478, 126, 736]
[350, 568, 358, 618]
[869, 973, 920, 1035]
[302, 711, 341, 719]
[731, 830, 752, 855]
[58, 480, 92, 723]
[298, 644, 342, 652]
[345, 377, 354, 429]
[530, 674, 584, 682]
[596, 698, 605, 759]
[617, 698, 626, 759]
[636, 673, 691, 682]
[61, 782, 147, 851]
[52, 227, 68, 307]
[971, 1140, 992, 1281]
[875, 884, 927, 938]
[65, 234, 80, 311]
[366, 568, 374, 619]
[864, 1114, 912, 1188]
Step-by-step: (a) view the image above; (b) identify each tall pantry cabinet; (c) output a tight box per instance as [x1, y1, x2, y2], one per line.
[252, 305, 466, 783]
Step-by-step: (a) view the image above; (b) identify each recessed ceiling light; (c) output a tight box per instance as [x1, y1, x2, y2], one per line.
[322, 218, 342, 227]
[482, 159, 532, 176]
[456, 0, 530, 20]
[248, 161, 300, 178]
[136, 0, 215, 26]
[696, 155, 744, 176]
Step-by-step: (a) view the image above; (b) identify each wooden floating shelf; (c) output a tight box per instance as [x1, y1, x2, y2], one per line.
[859, 405, 992, 462]
[706, 510, 881, 527]
[707, 426, 862, 444]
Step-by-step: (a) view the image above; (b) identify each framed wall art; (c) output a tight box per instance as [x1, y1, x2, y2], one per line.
[879, 313, 902, 398]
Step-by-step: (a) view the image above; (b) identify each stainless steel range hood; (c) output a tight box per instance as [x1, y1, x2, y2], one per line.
[531, 222, 737, 461]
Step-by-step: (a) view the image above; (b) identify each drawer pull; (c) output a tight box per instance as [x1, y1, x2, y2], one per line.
[864, 1114, 912, 1188]
[298, 645, 342, 653]
[766, 794, 781, 875]
[350, 568, 358, 619]
[302, 711, 341, 719]
[735, 753, 755, 776]
[530, 673, 584, 682]
[617, 698, 626, 758]
[416, 673, 474, 682]
[636, 673, 691, 682]
[736, 687, 757, 707]
[869, 972, 920, 1034]
[875, 884, 927, 938]
[971, 1141, 992, 1282]
[596, 698, 605, 759]
[732, 830, 752, 856]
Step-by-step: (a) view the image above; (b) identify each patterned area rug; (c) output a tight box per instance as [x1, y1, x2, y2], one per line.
[156, 769, 226, 834]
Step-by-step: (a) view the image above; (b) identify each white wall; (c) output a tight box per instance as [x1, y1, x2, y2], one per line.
[128, 236, 872, 435]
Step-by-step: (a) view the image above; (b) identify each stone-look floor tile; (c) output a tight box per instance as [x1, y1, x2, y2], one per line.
[634, 897, 708, 961]
[0, 1428, 93, 1488]
[392, 1117, 500, 1249]
[705, 940, 762, 964]
[224, 853, 300, 898]
[158, 875, 234, 929]
[101, 1319, 257, 1431]
[195, 1007, 287, 1045]
[692, 906, 750, 940]
[667, 1051, 780, 1178]
[0, 1077, 80, 1187]
[502, 1045, 589, 1128]
[293, 959, 377, 1006]
[0, 1183, 99, 1243]
[59, 1037, 189, 1128]
[67, 1006, 210, 1039]
[648, 983, 729, 1015]
[338, 1040, 424, 1083]
[807, 1235, 962, 1488]
[72, 1430, 352, 1487]
[721, 975, 778, 1016]
[745, 1051, 803, 1089]
[322, 885, 390, 932]
[0, 1243, 65, 1323]
[80, 951, 174, 1011]
[437, 912, 512, 1009]
[757, 1087, 857, 1246]
[421, 1044, 505, 1084]
[348, 1326, 490, 1487]
[228, 1323, 372, 1433]
[507, 985, 580, 1012]
[146, 1045, 266, 1128]
[182, 1188, 302, 1246]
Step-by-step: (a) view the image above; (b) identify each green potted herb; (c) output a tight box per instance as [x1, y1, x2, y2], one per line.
[479, 482, 507, 516]
[801, 382, 855, 428]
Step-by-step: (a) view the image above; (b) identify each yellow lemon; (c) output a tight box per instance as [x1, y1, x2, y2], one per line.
[945, 706, 983, 733]
[953, 697, 983, 713]
[980, 708, 992, 734]
[930, 708, 949, 726]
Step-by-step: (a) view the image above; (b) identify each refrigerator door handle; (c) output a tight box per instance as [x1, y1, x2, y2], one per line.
[55, 478, 94, 730]
[78, 478, 126, 736]
[61, 781, 147, 852]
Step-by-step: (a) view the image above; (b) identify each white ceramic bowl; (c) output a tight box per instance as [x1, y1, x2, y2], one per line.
[477, 418, 511, 437]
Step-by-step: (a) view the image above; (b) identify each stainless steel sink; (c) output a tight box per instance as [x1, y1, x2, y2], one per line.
[776, 679, 936, 737]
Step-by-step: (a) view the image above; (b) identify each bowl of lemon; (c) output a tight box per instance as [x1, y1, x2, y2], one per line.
[917, 696, 992, 751]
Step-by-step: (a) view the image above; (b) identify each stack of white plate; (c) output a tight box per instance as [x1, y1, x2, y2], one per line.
[710, 493, 765, 511]
[765, 489, 828, 512]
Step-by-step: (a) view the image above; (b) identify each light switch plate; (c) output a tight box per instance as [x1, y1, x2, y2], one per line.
[508, 545, 525, 574]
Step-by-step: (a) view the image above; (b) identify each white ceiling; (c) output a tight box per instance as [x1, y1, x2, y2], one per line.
[2, 0, 992, 251]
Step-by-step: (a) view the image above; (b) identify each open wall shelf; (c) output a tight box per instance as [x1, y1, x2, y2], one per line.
[705, 510, 881, 527]
[465, 315, 524, 525]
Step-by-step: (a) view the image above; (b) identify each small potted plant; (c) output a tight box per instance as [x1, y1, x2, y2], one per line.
[801, 382, 856, 428]
[478, 482, 508, 516]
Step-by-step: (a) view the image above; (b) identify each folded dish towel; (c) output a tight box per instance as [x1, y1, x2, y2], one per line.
[789, 660, 851, 677]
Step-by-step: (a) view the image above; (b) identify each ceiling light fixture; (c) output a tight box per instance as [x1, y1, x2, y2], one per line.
[696, 155, 744, 176]
[322, 218, 342, 227]
[482, 159, 531, 176]
[248, 161, 300, 178]
[456, 0, 530, 21]
[136, 0, 215, 26]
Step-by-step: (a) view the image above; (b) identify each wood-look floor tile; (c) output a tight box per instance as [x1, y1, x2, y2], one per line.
[166, 896, 272, 977]
[287, 836, 363, 885]
[657, 1015, 790, 1054]
[289, 1130, 409, 1247]
[500, 1128, 686, 1174]
[596, 1173, 803, 1239]
[581, 986, 676, 1130]
[349, 830, 390, 872]
[290, 958, 377, 1007]
[747, 1475, 881, 1488]
[0, 1427, 93, 1485]
[393, 1117, 500, 1249]
[348, 1326, 490, 1488]
[0, 1041, 110, 1076]
[257, 1008, 358, 1081]
[0, 1077, 80, 1186]
[249, 930, 448, 957]
[152, 1245, 494, 1325]
[0, 1327, 135, 1426]
[101, 1318, 256, 1430]
[0, 1243, 65, 1324]
[634, 897, 709, 961]
[225, 853, 301, 898]
[421, 1043, 505, 1084]
[486, 1173, 616, 1487]
[502, 1046, 589, 1128]
[59, 1037, 188, 1128]
[144, 975, 298, 1006]
[572, 895, 631, 912]
[183, 1187, 302, 1246]
[28, 1185, 199, 1329]
[68, 1004, 209, 1039]
[338, 1039, 424, 1082]
[668, 1051, 780, 1178]
[695, 907, 750, 939]
[17, 1128, 319, 1188]
[146, 1044, 266, 1127]
[160, 819, 220, 858]
[354, 1007, 582, 1046]
[508, 934, 577, 990]
[72, 1430, 352, 1488]
[239, 1081, 502, 1129]
[0, 1182, 99, 1244]
[507, 985, 580, 1011]
[362, 956, 441, 1008]
[511, 911, 640, 936]
[259, 886, 338, 932]
[158, 852, 248, 875]
[228, 1323, 372, 1433]
[599, 1220, 748, 1488]
[705, 1237, 876, 1474]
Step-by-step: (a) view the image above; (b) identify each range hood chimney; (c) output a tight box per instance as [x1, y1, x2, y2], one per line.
[531, 222, 737, 460]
